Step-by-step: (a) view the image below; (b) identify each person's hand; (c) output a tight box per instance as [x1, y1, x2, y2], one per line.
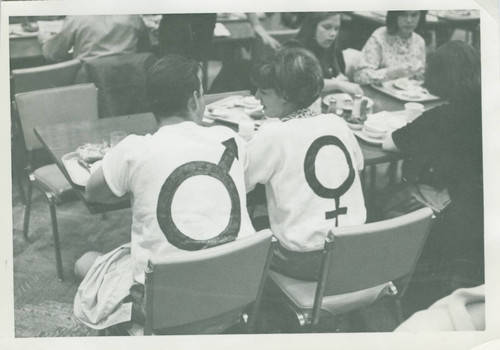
[342, 81, 364, 96]
[386, 65, 413, 80]
[255, 26, 281, 51]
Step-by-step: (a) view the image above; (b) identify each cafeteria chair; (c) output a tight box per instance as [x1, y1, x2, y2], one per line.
[76, 53, 158, 118]
[266, 207, 433, 332]
[107, 230, 275, 336]
[11, 59, 82, 95]
[15, 83, 99, 281]
[10, 59, 83, 202]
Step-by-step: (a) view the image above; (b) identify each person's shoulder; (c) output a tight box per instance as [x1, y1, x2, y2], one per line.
[372, 26, 388, 39]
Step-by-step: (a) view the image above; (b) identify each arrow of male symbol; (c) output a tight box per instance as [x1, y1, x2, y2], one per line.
[218, 138, 239, 172]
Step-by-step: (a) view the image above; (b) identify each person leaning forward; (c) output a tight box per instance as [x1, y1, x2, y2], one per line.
[73, 54, 256, 329]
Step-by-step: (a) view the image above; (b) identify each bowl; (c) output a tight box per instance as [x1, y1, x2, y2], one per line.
[346, 121, 363, 130]
[363, 120, 388, 134]
[362, 127, 386, 139]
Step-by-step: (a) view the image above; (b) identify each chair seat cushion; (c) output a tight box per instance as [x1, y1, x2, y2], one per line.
[268, 270, 394, 316]
[33, 164, 75, 202]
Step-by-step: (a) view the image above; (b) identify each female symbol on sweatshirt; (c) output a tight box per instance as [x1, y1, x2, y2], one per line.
[156, 138, 241, 251]
[304, 135, 355, 227]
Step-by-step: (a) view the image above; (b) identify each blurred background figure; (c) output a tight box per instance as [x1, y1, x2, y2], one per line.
[354, 11, 427, 84]
[292, 12, 364, 94]
[158, 14, 217, 62]
[38, 15, 151, 62]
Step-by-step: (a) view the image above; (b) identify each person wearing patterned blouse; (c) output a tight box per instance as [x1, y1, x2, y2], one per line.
[354, 11, 427, 85]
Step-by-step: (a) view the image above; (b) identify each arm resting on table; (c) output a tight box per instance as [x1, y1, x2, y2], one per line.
[85, 167, 129, 204]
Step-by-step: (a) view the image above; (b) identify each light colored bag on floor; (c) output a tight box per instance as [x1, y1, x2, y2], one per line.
[73, 243, 134, 329]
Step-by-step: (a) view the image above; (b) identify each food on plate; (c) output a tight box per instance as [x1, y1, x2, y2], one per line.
[76, 143, 110, 163]
[393, 78, 423, 91]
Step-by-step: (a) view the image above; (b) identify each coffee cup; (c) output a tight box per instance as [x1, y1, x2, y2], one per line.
[404, 102, 424, 122]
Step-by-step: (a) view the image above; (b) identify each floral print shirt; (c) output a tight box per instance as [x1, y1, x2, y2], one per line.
[354, 27, 426, 85]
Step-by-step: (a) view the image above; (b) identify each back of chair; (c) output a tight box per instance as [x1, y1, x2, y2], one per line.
[144, 230, 274, 335]
[76, 53, 158, 118]
[11, 59, 82, 95]
[15, 83, 99, 152]
[323, 207, 433, 296]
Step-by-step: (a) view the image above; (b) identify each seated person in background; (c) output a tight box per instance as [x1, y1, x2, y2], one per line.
[39, 15, 151, 62]
[73, 54, 255, 329]
[292, 12, 364, 95]
[158, 14, 216, 62]
[382, 41, 483, 285]
[245, 47, 366, 281]
[354, 11, 427, 85]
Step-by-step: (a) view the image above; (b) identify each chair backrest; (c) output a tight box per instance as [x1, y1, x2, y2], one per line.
[76, 53, 158, 118]
[15, 83, 99, 152]
[144, 229, 274, 335]
[323, 207, 433, 296]
[11, 59, 82, 95]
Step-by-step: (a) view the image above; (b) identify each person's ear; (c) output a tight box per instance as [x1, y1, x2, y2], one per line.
[188, 91, 199, 111]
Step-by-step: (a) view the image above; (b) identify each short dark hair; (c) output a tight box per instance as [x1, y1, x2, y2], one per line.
[424, 41, 481, 102]
[251, 47, 324, 110]
[386, 10, 427, 35]
[145, 54, 201, 120]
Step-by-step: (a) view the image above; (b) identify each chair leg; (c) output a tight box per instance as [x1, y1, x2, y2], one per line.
[47, 193, 64, 281]
[394, 298, 404, 324]
[22, 179, 33, 241]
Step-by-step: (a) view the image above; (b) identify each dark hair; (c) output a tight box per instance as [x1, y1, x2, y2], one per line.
[386, 10, 428, 35]
[145, 54, 201, 120]
[424, 41, 481, 102]
[295, 12, 343, 78]
[251, 47, 324, 110]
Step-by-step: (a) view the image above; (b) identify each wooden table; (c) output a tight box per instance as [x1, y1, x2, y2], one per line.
[35, 113, 157, 214]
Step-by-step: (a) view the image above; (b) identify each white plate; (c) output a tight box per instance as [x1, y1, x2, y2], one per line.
[393, 78, 423, 91]
[61, 152, 91, 187]
[352, 130, 383, 145]
[322, 93, 374, 110]
[372, 82, 439, 102]
[346, 121, 364, 130]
